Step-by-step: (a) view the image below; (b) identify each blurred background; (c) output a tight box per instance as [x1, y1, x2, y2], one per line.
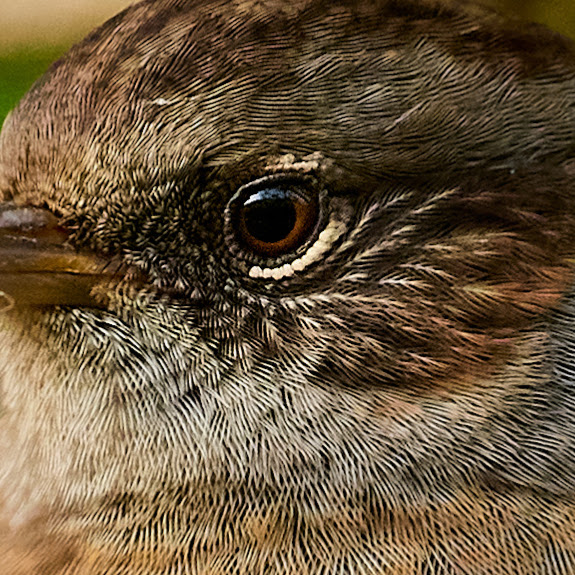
[1, 0, 575, 126]
[0, 0, 132, 124]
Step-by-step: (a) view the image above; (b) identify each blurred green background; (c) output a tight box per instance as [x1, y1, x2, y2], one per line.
[0, 0, 574, 127]
[0, 0, 131, 125]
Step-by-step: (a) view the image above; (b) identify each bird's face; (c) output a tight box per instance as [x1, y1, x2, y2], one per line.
[1, 0, 575, 573]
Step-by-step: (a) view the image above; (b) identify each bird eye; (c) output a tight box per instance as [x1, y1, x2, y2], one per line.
[233, 177, 320, 257]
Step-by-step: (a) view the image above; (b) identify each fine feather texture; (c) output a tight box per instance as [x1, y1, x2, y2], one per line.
[1, 0, 575, 573]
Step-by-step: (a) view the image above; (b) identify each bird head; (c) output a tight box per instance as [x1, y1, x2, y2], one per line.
[1, 0, 575, 572]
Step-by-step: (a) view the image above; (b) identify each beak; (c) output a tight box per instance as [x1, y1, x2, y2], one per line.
[0, 203, 121, 308]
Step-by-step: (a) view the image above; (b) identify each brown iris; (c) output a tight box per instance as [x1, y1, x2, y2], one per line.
[236, 179, 319, 257]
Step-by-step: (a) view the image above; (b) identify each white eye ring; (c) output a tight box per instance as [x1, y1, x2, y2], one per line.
[248, 218, 346, 280]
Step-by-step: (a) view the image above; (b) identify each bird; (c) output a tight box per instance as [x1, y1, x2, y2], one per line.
[1, 0, 575, 572]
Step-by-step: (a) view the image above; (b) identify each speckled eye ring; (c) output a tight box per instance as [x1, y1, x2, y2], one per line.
[225, 173, 343, 279]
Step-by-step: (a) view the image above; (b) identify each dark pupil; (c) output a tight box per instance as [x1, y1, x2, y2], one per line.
[243, 188, 296, 243]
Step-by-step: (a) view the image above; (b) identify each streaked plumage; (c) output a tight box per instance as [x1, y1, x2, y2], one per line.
[1, 0, 575, 573]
